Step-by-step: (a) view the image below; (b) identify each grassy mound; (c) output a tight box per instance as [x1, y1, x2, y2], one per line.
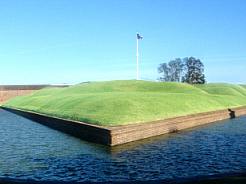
[241, 85, 246, 89]
[197, 83, 246, 96]
[3, 80, 246, 126]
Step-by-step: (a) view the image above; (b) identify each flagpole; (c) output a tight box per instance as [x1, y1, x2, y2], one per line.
[136, 35, 139, 80]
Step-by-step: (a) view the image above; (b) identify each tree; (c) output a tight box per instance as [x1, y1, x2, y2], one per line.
[168, 58, 184, 82]
[182, 57, 206, 84]
[158, 63, 171, 82]
[158, 58, 184, 82]
[158, 57, 206, 84]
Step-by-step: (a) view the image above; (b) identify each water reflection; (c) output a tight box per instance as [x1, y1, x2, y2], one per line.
[0, 109, 246, 182]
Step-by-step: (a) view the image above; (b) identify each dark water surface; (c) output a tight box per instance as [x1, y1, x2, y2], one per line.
[0, 109, 246, 182]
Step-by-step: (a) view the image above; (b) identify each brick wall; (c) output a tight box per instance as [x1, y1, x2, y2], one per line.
[2, 106, 246, 146]
[0, 90, 35, 104]
[0, 85, 69, 104]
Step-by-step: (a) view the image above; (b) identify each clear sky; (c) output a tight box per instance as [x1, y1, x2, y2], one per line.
[0, 0, 245, 84]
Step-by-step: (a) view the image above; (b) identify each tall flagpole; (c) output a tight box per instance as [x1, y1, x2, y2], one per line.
[136, 35, 139, 80]
[136, 33, 143, 80]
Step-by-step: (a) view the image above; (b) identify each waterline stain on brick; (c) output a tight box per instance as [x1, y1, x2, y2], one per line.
[1, 106, 246, 146]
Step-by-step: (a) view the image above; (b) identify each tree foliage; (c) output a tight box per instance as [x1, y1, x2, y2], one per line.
[182, 57, 206, 84]
[158, 58, 184, 82]
[158, 57, 206, 84]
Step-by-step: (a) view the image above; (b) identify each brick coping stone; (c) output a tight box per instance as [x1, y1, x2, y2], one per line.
[1, 106, 246, 146]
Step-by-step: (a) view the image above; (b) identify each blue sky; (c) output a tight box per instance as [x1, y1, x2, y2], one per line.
[0, 0, 245, 84]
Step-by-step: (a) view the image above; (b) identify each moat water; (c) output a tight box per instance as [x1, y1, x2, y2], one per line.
[0, 109, 246, 182]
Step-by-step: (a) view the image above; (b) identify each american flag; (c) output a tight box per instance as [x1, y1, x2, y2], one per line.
[137, 33, 143, 40]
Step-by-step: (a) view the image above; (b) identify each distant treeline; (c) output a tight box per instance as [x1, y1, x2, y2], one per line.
[158, 57, 206, 84]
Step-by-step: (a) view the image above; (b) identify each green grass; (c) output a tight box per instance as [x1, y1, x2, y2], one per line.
[241, 85, 246, 89]
[3, 80, 246, 126]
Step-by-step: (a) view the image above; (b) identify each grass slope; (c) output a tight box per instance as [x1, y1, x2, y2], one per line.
[3, 80, 246, 126]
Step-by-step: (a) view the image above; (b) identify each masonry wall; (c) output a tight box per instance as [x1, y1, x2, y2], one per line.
[1, 107, 111, 145]
[0, 90, 34, 104]
[1, 106, 246, 146]
[109, 107, 246, 145]
[0, 85, 68, 104]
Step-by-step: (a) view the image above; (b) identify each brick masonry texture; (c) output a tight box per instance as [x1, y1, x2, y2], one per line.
[0, 90, 35, 104]
[0, 85, 68, 104]
[1, 106, 246, 146]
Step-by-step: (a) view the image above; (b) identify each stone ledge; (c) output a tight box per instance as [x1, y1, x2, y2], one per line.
[1, 106, 246, 146]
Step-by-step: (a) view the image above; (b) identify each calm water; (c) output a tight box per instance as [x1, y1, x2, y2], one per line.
[0, 109, 246, 182]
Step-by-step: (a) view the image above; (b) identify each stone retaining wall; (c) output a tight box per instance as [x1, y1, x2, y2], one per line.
[0, 85, 68, 104]
[0, 90, 35, 104]
[1, 106, 246, 146]
[1, 107, 111, 145]
[109, 107, 246, 145]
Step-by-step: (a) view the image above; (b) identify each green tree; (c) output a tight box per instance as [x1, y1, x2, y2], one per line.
[158, 58, 184, 82]
[182, 57, 206, 84]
